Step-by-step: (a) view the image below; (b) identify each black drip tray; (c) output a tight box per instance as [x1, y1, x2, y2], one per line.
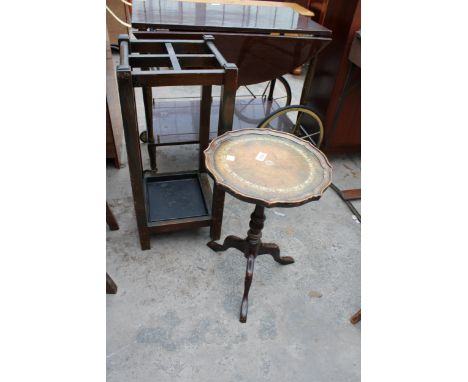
[145, 173, 208, 223]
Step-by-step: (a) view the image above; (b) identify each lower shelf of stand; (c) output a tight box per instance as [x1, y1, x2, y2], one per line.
[144, 171, 213, 233]
[152, 97, 293, 145]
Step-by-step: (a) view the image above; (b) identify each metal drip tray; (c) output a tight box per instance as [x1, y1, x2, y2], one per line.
[145, 172, 210, 223]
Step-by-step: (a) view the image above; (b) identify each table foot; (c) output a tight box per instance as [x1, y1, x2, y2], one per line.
[240, 254, 255, 323]
[207, 235, 246, 253]
[258, 242, 295, 265]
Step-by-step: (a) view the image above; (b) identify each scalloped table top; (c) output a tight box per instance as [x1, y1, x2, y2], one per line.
[204, 129, 332, 208]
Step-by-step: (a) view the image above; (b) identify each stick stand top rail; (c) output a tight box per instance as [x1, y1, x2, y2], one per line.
[118, 34, 237, 88]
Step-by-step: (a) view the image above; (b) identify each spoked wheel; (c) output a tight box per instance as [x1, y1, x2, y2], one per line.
[140, 131, 148, 143]
[259, 105, 362, 222]
[234, 76, 292, 125]
[256, 105, 324, 148]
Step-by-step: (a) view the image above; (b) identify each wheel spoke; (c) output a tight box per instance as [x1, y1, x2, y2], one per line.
[302, 131, 320, 138]
[261, 82, 270, 98]
[273, 95, 287, 104]
[243, 85, 257, 98]
[238, 102, 251, 113]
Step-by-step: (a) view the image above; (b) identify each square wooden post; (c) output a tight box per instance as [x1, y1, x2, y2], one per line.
[116, 35, 151, 250]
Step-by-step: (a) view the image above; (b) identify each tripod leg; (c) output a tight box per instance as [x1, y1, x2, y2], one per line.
[258, 242, 295, 265]
[207, 235, 246, 253]
[240, 254, 255, 323]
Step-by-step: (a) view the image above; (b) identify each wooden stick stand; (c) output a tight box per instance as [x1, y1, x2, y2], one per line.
[117, 34, 238, 250]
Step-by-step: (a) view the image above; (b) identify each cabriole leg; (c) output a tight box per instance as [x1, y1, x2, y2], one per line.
[258, 242, 295, 265]
[240, 254, 255, 323]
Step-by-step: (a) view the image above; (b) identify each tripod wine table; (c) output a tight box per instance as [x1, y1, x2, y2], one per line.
[204, 128, 332, 322]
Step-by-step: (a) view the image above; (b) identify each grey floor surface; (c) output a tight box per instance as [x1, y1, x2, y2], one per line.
[107, 71, 361, 382]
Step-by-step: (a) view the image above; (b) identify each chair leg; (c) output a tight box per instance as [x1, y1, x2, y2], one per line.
[350, 309, 361, 324]
[106, 203, 119, 231]
[106, 273, 118, 294]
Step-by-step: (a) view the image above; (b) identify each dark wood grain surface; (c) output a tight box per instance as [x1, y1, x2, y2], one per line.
[302, 0, 361, 154]
[132, 0, 331, 36]
[133, 31, 330, 85]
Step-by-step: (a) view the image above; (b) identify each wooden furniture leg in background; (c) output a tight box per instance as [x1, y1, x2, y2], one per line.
[107, 29, 124, 168]
[106, 203, 119, 294]
[106, 203, 119, 231]
[106, 273, 118, 294]
[350, 309, 361, 324]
